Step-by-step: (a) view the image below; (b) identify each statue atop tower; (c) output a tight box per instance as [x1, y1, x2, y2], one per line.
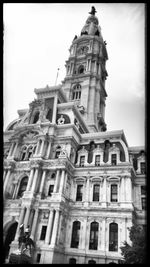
[89, 6, 97, 16]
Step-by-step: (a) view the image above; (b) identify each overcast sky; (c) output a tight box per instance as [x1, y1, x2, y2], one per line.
[3, 3, 145, 147]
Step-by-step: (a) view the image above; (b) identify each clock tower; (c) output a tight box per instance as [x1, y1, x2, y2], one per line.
[62, 6, 108, 132]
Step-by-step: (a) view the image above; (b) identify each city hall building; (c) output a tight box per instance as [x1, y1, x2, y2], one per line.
[3, 7, 146, 264]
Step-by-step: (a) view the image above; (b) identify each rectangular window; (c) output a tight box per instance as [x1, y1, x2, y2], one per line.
[95, 155, 100, 166]
[40, 225, 47, 240]
[111, 154, 117, 165]
[141, 185, 146, 195]
[36, 253, 41, 263]
[111, 184, 118, 202]
[80, 156, 85, 167]
[140, 162, 146, 174]
[93, 184, 100, 201]
[76, 184, 83, 201]
[141, 197, 146, 210]
[48, 184, 54, 196]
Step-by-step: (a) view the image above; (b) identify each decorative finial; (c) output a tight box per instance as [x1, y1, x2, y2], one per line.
[89, 6, 97, 16]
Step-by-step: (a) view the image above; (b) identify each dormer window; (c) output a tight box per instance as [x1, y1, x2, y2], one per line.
[80, 156, 85, 167]
[111, 154, 117, 166]
[95, 155, 100, 166]
[72, 84, 81, 100]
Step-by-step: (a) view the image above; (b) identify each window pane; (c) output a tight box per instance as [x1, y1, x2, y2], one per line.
[89, 222, 99, 250]
[93, 184, 100, 201]
[111, 154, 117, 165]
[140, 162, 146, 174]
[141, 186, 146, 195]
[71, 221, 80, 248]
[141, 197, 146, 210]
[48, 185, 54, 196]
[40, 226, 47, 240]
[76, 185, 83, 201]
[111, 185, 117, 202]
[80, 156, 85, 167]
[95, 155, 100, 166]
[109, 223, 118, 251]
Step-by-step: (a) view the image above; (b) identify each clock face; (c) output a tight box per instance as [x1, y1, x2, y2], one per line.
[77, 46, 89, 55]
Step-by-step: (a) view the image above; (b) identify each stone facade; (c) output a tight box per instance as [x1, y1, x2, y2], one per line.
[3, 7, 146, 264]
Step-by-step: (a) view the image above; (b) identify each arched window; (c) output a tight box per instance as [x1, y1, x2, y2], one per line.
[78, 65, 84, 74]
[55, 146, 61, 159]
[89, 221, 99, 250]
[33, 111, 40, 124]
[69, 258, 76, 264]
[72, 84, 81, 100]
[71, 221, 81, 248]
[17, 176, 28, 198]
[93, 184, 100, 201]
[109, 223, 118, 251]
[20, 146, 28, 161]
[27, 145, 34, 159]
[88, 260, 96, 264]
[111, 184, 118, 202]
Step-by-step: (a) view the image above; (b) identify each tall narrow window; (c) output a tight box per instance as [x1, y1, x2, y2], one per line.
[40, 226, 47, 240]
[48, 184, 54, 196]
[111, 154, 117, 165]
[71, 221, 81, 248]
[46, 109, 52, 122]
[93, 184, 100, 201]
[109, 223, 118, 251]
[76, 184, 83, 201]
[20, 146, 27, 161]
[141, 185, 146, 210]
[80, 156, 85, 167]
[95, 155, 100, 166]
[140, 162, 146, 174]
[27, 145, 34, 159]
[89, 221, 99, 250]
[55, 146, 61, 158]
[111, 184, 118, 202]
[17, 176, 28, 198]
[72, 84, 81, 100]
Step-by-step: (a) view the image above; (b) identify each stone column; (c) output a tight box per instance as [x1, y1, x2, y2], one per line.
[12, 142, 18, 157]
[103, 177, 107, 202]
[126, 177, 132, 202]
[121, 177, 125, 202]
[12, 182, 18, 199]
[51, 209, 60, 246]
[39, 140, 45, 157]
[86, 178, 90, 202]
[45, 209, 54, 245]
[39, 170, 47, 194]
[52, 95, 58, 124]
[8, 143, 15, 157]
[45, 141, 51, 159]
[3, 170, 6, 182]
[35, 140, 40, 155]
[3, 169, 11, 193]
[59, 170, 65, 194]
[53, 170, 60, 193]
[24, 207, 31, 229]
[31, 168, 39, 193]
[30, 209, 39, 240]
[15, 207, 26, 241]
[26, 168, 35, 191]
